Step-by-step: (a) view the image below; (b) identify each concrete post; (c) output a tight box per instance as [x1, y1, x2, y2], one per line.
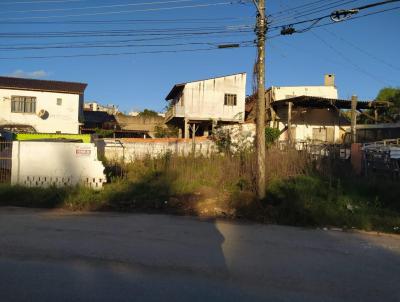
[184, 118, 189, 139]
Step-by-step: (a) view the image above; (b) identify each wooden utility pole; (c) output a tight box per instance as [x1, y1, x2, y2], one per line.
[287, 102, 293, 145]
[350, 95, 358, 144]
[253, 0, 267, 199]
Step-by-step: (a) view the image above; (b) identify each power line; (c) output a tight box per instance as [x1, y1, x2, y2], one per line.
[0, 0, 86, 5]
[273, 0, 400, 34]
[323, 27, 400, 72]
[0, 16, 254, 25]
[0, 0, 197, 14]
[268, 0, 332, 16]
[0, 45, 253, 60]
[0, 29, 253, 39]
[312, 33, 389, 85]
[0, 39, 254, 51]
[270, 0, 359, 25]
[1, 1, 238, 20]
[311, 6, 400, 30]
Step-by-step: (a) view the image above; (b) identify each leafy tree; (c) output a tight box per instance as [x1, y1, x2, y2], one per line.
[154, 125, 179, 138]
[138, 109, 159, 118]
[376, 87, 400, 122]
[265, 127, 281, 146]
[94, 128, 114, 138]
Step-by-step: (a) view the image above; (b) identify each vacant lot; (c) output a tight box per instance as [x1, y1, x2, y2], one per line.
[0, 207, 399, 302]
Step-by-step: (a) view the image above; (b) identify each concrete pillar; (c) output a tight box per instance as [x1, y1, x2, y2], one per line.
[184, 118, 189, 139]
[211, 119, 217, 134]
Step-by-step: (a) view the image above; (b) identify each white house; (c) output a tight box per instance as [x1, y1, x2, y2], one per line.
[0, 76, 87, 134]
[165, 73, 246, 138]
[268, 74, 348, 144]
[267, 74, 338, 103]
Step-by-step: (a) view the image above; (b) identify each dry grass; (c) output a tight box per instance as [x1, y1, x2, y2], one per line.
[1, 148, 399, 233]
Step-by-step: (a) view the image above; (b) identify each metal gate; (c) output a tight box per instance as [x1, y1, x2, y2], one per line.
[0, 141, 12, 183]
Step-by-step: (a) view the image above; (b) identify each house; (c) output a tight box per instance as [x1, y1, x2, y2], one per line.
[165, 73, 247, 138]
[246, 74, 352, 143]
[0, 76, 87, 134]
[84, 101, 119, 115]
[247, 75, 393, 145]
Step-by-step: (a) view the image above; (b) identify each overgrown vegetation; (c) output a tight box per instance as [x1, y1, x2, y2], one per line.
[138, 109, 160, 118]
[1, 148, 399, 233]
[154, 125, 180, 138]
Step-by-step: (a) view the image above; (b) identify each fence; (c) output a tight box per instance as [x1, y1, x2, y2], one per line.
[0, 141, 12, 183]
[97, 138, 217, 163]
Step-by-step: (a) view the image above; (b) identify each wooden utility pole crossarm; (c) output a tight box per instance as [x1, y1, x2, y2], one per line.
[254, 0, 267, 199]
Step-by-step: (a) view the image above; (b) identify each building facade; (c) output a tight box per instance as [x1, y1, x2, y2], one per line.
[165, 73, 247, 138]
[269, 74, 346, 144]
[0, 76, 87, 134]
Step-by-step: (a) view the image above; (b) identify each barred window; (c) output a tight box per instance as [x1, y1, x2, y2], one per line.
[11, 96, 36, 113]
[224, 94, 237, 106]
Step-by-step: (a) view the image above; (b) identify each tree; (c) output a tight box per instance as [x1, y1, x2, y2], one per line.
[375, 87, 400, 122]
[138, 109, 159, 118]
[154, 125, 179, 138]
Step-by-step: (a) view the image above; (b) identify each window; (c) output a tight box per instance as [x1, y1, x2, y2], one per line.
[11, 96, 36, 113]
[57, 98, 62, 106]
[224, 94, 237, 106]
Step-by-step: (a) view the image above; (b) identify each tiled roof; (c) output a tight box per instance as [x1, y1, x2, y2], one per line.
[0, 76, 87, 94]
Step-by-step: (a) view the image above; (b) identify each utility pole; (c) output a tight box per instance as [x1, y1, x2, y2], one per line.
[254, 0, 267, 199]
[351, 95, 358, 144]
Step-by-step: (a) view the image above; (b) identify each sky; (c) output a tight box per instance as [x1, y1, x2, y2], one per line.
[0, 0, 399, 113]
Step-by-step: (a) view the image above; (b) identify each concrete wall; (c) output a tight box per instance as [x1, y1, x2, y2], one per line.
[99, 138, 217, 162]
[174, 73, 246, 122]
[0, 88, 81, 134]
[11, 141, 106, 189]
[270, 85, 338, 101]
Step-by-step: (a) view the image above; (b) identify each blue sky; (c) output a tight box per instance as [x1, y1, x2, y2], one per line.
[0, 0, 399, 113]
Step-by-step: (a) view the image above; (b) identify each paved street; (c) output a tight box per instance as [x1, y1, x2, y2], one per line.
[0, 207, 399, 302]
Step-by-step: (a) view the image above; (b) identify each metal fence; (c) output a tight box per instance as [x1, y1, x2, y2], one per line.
[0, 141, 12, 183]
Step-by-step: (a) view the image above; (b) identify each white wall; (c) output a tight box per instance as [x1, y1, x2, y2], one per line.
[275, 122, 348, 143]
[0, 88, 81, 134]
[175, 73, 246, 122]
[11, 141, 106, 189]
[271, 85, 338, 101]
[100, 139, 217, 162]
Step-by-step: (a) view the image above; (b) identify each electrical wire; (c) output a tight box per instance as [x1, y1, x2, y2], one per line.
[0, 0, 86, 5]
[0, 45, 253, 60]
[322, 27, 400, 72]
[0, 0, 197, 14]
[0, 1, 239, 20]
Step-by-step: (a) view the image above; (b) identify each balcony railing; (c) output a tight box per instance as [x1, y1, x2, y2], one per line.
[165, 105, 185, 122]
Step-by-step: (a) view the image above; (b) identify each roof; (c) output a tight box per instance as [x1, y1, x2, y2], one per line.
[165, 72, 246, 100]
[0, 76, 87, 94]
[271, 95, 381, 110]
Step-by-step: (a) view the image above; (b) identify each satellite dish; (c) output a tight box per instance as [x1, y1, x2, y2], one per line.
[37, 109, 49, 120]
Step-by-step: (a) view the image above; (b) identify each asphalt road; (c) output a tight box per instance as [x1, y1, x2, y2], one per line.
[0, 207, 399, 302]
